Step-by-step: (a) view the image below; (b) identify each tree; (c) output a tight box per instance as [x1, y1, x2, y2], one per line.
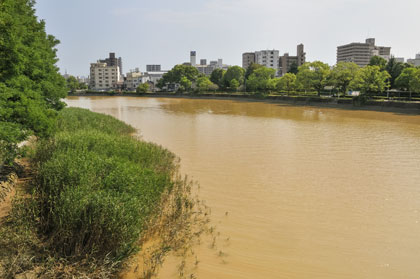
[296, 61, 330, 96]
[229, 79, 239, 92]
[222, 66, 245, 88]
[395, 68, 420, 92]
[369, 56, 387, 70]
[288, 62, 299, 75]
[329, 62, 360, 96]
[277, 73, 296, 95]
[179, 76, 192, 92]
[136, 83, 149, 93]
[210, 68, 225, 88]
[385, 57, 407, 89]
[157, 64, 201, 90]
[350, 65, 391, 94]
[0, 0, 67, 166]
[245, 63, 263, 80]
[66, 76, 79, 92]
[195, 76, 215, 93]
[246, 67, 276, 94]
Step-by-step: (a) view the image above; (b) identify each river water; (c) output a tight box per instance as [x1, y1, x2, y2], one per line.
[66, 96, 420, 279]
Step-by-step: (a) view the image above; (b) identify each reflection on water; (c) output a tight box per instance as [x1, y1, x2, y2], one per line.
[66, 96, 420, 279]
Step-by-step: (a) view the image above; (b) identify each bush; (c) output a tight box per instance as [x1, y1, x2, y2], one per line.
[32, 108, 177, 260]
[136, 83, 149, 93]
[0, 122, 29, 169]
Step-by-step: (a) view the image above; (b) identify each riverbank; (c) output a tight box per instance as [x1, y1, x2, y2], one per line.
[0, 108, 209, 279]
[68, 92, 420, 114]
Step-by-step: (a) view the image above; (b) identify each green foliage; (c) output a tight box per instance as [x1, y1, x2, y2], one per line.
[32, 108, 176, 260]
[56, 107, 136, 136]
[296, 61, 330, 95]
[385, 57, 407, 89]
[66, 76, 87, 92]
[0, 122, 28, 167]
[288, 61, 299, 75]
[369, 56, 387, 70]
[395, 68, 420, 92]
[209, 68, 225, 87]
[277, 73, 296, 94]
[136, 82, 149, 93]
[196, 76, 215, 93]
[350, 65, 391, 94]
[246, 67, 276, 93]
[179, 76, 192, 92]
[157, 65, 201, 90]
[244, 62, 263, 80]
[222, 66, 245, 88]
[229, 79, 239, 92]
[329, 62, 360, 95]
[0, 0, 66, 168]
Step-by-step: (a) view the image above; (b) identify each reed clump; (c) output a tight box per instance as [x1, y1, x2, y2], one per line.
[1, 107, 214, 278]
[33, 108, 177, 261]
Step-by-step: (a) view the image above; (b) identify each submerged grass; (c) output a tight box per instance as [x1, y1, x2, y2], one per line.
[0, 108, 214, 278]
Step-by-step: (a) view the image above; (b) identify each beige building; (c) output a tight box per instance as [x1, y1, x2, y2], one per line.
[337, 38, 391, 67]
[279, 44, 306, 76]
[89, 62, 121, 91]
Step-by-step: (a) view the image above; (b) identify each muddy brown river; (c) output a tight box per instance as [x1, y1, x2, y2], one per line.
[66, 96, 420, 279]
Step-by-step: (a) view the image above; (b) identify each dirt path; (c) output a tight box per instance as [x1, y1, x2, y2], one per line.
[0, 159, 32, 220]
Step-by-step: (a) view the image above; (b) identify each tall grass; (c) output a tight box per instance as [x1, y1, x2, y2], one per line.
[32, 108, 177, 260]
[1, 108, 215, 279]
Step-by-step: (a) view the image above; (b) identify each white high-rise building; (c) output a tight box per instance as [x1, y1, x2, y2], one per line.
[255, 50, 280, 75]
[89, 62, 121, 90]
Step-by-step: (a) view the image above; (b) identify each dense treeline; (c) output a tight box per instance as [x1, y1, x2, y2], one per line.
[156, 57, 420, 98]
[0, 0, 66, 169]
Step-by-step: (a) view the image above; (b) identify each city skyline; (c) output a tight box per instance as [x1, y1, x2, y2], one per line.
[35, 0, 420, 77]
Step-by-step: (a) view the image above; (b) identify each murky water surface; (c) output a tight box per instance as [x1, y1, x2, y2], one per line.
[66, 96, 420, 279]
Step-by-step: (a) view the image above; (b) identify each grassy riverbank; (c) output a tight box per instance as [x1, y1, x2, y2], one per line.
[0, 108, 209, 278]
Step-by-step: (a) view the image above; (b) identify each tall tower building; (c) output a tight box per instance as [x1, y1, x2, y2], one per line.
[297, 44, 306, 66]
[190, 51, 197, 66]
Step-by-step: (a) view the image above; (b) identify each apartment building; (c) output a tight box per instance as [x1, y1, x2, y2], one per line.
[337, 38, 391, 67]
[279, 44, 306, 76]
[125, 71, 148, 91]
[99, 53, 123, 77]
[89, 62, 121, 90]
[242, 52, 256, 69]
[255, 50, 280, 74]
[407, 53, 420, 67]
[188, 51, 229, 76]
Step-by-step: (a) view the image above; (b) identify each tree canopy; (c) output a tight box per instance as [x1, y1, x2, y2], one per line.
[157, 64, 201, 90]
[209, 68, 225, 88]
[222, 66, 245, 88]
[296, 61, 330, 95]
[369, 56, 387, 70]
[329, 62, 359, 95]
[350, 65, 390, 94]
[0, 0, 67, 167]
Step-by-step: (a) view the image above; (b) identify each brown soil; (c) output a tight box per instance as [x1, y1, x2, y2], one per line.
[0, 159, 33, 221]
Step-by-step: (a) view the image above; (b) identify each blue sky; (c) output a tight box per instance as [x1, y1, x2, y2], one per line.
[35, 0, 420, 77]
